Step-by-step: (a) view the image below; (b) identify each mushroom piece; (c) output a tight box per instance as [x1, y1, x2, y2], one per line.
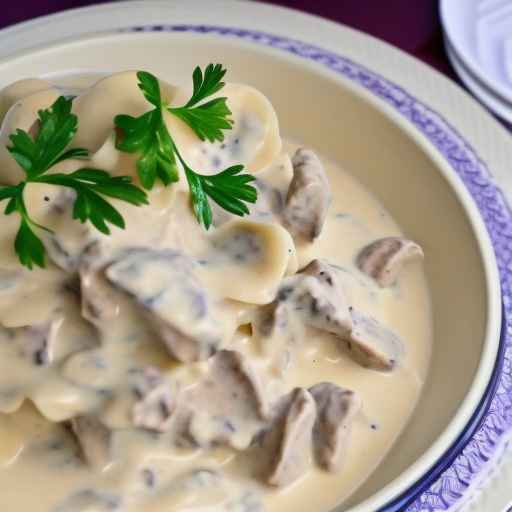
[79, 265, 121, 326]
[186, 350, 269, 450]
[132, 366, 178, 433]
[54, 490, 122, 512]
[70, 416, 113, 470]
[252, 301, 297, 377]
[283, 148, 331, 241]
[297, 259, 353, 336]
[41, 191, 104, 273]
[106, 249, 222, 363]
[263, 388, 316, 487]
[272, 261, 352, 339]
[261, 261, 402, 371]
[11, 319, 62, 366]
[256, 300, 290, 339]
[253, 260, 351, 375]
[309, 382, 361, 472]
[356, 237, 424, 287]
[343, 309, 404, 371]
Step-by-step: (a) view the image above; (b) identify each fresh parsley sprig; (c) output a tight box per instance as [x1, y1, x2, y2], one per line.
[115, 72, 178, 189]
[1, 64, 257, 270]
[168, 64, 234, 143]
[114, 66, 257, 229]
[1, 96, 148, 269]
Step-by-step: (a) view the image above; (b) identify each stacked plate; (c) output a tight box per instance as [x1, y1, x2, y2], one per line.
[441, 0, 512, 124]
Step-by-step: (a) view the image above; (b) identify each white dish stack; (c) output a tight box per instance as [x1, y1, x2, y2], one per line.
[441, 0, 512, 124]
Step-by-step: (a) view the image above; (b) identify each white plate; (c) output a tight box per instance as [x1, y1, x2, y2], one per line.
[1, 2, 512, 512]
[440, 0, 512, 108]
[444, 32, 512, 124]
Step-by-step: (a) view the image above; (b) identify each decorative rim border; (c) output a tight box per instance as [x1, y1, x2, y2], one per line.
[120, 24, 512, 512]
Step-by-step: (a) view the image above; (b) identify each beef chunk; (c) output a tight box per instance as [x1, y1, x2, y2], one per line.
[269, 260, 352, 338]
[309, 382, 361, 471]
[263, 388, 316, 487]
[79, 265, 120, 326]
[283, 148, 331, 241]
[186, 350, 269, 450]
[296, 259, 352, 336]
[106, 249, 222, 362]
[70, 416, 112, 470]
[356, 237, 423, 287]
[11, 319, 61, 366]
[344, 309, 404, 371]
[132, 366, 178, 433]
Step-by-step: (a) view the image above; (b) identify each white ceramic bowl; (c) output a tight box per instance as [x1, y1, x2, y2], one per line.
[0, 22, 503, 512]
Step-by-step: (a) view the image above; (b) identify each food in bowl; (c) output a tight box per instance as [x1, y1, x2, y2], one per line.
[0, 66, 431, 512]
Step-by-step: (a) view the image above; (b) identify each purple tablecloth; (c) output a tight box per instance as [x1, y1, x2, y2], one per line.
[3, 1, 455, 80]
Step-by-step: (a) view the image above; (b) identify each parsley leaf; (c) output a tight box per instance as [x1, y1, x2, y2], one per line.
[35, 169, 148, 234]
[1, 96, 148, 269]
[115, 66, 257, 229]
[187, 64, 227, 107]
[115, 109, 178, 189]
[169, 64, 234, 143]
[170, 98, 233, 144]
[182, 163, 257, 230]
[1, 183, 49, 269]
[114, 72, 179, 189]
[15, 217, 46, 270]
[8, 96, 83, 178]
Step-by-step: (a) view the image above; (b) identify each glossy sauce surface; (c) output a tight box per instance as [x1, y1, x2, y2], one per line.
[0, 73, 432, 512]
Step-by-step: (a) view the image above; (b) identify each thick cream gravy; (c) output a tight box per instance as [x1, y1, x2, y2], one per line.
[0, 72, 431, 512]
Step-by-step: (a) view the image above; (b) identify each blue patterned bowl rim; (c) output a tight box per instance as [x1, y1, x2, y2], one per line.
[117, 24, 511, 512]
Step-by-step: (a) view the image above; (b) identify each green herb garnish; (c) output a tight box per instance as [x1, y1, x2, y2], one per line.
[0, 96, 148, 269]
[114, 73, 178, 190]
[114, 65, 257, 229]
[168, 64, 234, 143]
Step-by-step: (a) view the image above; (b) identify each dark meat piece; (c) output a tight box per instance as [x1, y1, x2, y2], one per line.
[43, 193, 103, 272]
[356, 237, 424, 287]
[267, 260, 352, 338]
[309, 382, 361, 472]
[106, 249, 222, 362]
[186, 350, 269, 450]
[70, 416, 112, 470]
[296, 259, 352, 337]
[262, 260, 404, 371]
[283, 148, 331, 241]
[344, 309, 404, 371]
[79, 264, 120, 326]
[253, 260, 351, 376]
[10, 319, 61, 366]
[263, 388, 316, 487]
[256, 301, 289, 339]
[132, 366, 178, 433]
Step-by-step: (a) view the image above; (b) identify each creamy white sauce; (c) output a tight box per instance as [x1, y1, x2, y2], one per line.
[0, 73, 432, 512]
